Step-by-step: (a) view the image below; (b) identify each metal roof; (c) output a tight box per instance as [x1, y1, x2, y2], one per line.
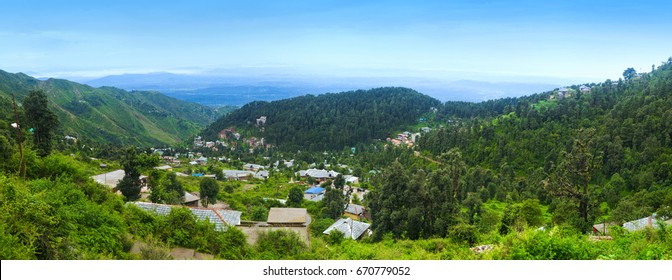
[345, 204, 365, 215]
[305, 186, 325, 194]
[127, 202, 238, 231]
[323, 218, 371, 240]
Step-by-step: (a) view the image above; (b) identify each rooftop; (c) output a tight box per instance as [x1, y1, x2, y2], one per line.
[267, 208, 307, 224]
[127, 202, 241, 230]
[323, 218, 371, 240]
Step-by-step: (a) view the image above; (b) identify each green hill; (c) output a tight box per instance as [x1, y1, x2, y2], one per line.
[0, 70, 223, 146]
[201, 87, 442, 151]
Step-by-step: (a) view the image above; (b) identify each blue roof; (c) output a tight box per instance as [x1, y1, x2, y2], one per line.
[305, 186, 325, 194]
[191, 173, 203, 177]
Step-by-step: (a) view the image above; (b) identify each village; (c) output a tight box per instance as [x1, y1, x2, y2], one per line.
[90, 136, 374, 259]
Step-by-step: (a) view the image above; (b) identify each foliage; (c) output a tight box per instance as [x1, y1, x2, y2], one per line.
[23, 89, 59, 157]
[287, 186, 304, 208]
[199, 177, 219, 207]
[117, 147, 141, 201]
[255, 230, 308, 260]
[202, 87, 442, 151]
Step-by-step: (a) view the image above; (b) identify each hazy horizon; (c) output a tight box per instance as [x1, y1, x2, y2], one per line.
[2, 1, 671, 87]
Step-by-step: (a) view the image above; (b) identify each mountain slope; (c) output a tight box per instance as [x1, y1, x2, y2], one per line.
[0, 70, 222, 146]
[201, 87, 442, 151]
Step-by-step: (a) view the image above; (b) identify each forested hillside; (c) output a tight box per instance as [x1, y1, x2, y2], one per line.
[366, 58, 672, 238]
[0, 70, 223, 146]
[201, 87, 442, 151]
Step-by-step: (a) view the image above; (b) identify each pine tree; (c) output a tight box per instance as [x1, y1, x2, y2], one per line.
[23, 89, 59, 157]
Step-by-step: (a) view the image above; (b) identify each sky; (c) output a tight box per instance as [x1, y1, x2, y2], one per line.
[1, 0, 671, 83]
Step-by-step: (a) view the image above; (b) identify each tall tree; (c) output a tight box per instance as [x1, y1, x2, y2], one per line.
[23, 89, 59, 157]
[287, 186, 304, 208]
[623, 67, 637, 80]
[118, 147, 142, 201]
[546, 128, 601, 232]
[199, 177, 219, 207]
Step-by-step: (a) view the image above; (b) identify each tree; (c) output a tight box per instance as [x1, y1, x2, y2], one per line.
[117, 147, 142, 201]
[334, 174, 345, 189]
[546, 128, 601, 232]
[199, 177, 219, 207]
[287, 186, 304, 208]
[23, 89, 59, 157]
[163, 172, 184, 204]
[322, 187, 345, 220]
[441, 148, 466, 204]
[623, 67, 637, 80]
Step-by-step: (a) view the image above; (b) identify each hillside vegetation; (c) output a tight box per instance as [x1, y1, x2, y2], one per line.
[0, 70, 223, 146]
[202, 87, 442, 151]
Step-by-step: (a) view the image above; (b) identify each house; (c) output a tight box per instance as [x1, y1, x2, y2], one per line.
[254, 170, 269, 180]
[421, 127, 431, 133]
[344, 204, 369, 221]
[91, 169, 147, 190]
[256, 116, 267, 126]
[267, 208, 308, 226]
[196, 156, 208, 165]
[580, 85, 591, 93]
[222, 170, 255, 181]
[184, 192, 200, 207]
[343, 175, 359, 185]
[304, 186, 326, 200]
[323, 218, 372, 240]
[623, 213, 672, 232]
[296, 168, 339, 183]
[592, 222, 617, 235]
[244, 163, 266, 171]
[127, 202, 242, 231]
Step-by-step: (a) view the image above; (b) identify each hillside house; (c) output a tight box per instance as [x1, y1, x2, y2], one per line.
[344, 204, 370, 221]
[222, 170, 255, 181]
[323, 218, 372, 240]
[184, 192, 200, 207]
[127, 202, 241, 231]
[623, 213, 672, 232]
[580, 85, 591, 93]
[304, 186, 326, 201]
[296, 168, 340, 183]
[267, 208, 308, 226]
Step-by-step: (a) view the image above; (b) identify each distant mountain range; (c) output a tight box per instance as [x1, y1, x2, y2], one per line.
[0, 70, 226, 146]
[83, 72, 563, 106]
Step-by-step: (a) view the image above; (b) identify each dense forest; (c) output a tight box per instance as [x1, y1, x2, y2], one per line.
[366, 58, 672, 240]
[201, 87, 442, 151]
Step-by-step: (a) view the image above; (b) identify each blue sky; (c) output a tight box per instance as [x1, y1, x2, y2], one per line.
[1, 0, 671, 82]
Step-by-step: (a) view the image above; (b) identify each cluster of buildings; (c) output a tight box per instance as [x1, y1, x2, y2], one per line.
[386, 130, 424, 147]
[550, 85, 592, 100]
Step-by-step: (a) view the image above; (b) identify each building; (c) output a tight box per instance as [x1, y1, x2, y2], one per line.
[184, 192, 200, 207]
[127, 202, 242, 231]
[344, 204, 369, 221]
[254, 170, 269, 180]
[580, 85, 591, 93]
[304, 186, 326, 200]
[267, 208, 308, 226]
[222, 170, 255, 181]
[623, 213, 672, 232]
[296, 168, 340, 183]
[323, 218, 372, 240]
[91, 169, 147, 191]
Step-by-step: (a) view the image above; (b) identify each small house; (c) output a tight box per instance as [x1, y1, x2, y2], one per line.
[267, 208, 308, 226]
[304, 186, 326, 200]
[323, 218, 372, 240]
